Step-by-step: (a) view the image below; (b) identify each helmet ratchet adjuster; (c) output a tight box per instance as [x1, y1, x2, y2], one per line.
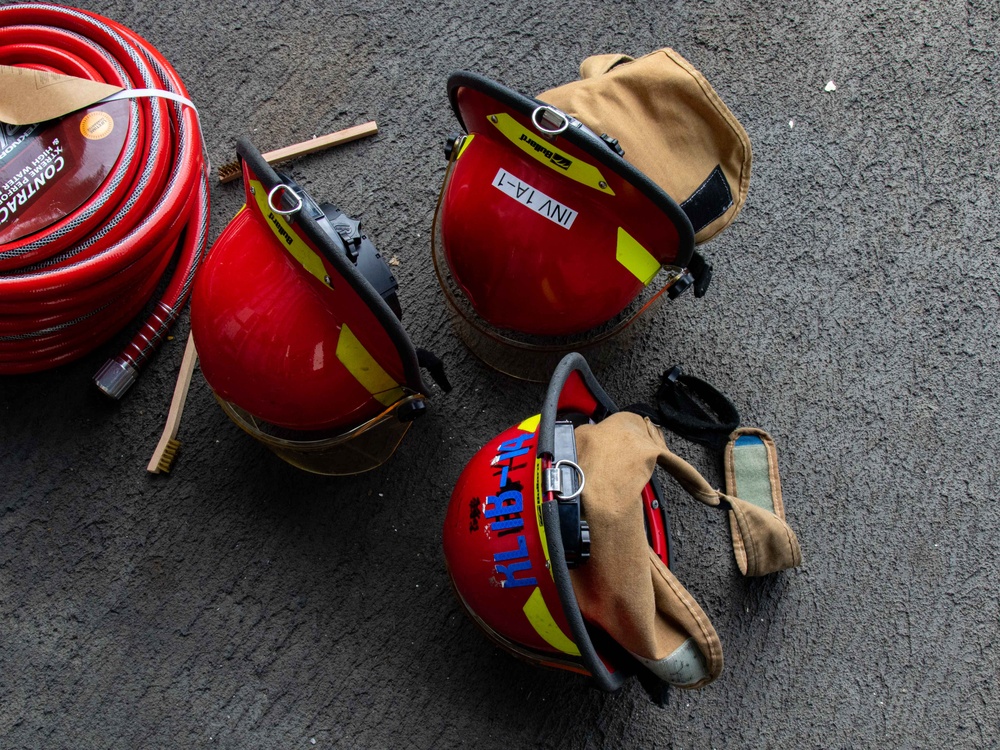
[275, 172, 403, 319]
[667, 251, 713, 300]
[545, 420, 591, 568]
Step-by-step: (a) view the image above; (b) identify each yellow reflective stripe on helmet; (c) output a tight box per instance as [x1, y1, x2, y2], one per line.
[455, 133, 474, 160]
[336, 324, 405, 406]
[532, 456, 554, 579]
[249, 178, 330, 287]
[521, 416, 551, 579]
[518, 414, 541, 433]
[490, 113, 615, 196]
[523, 586, 580, 656]
[616, 227, 660, 284]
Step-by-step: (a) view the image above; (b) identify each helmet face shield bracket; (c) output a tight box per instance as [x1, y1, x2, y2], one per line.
[544, 421, 589, 568]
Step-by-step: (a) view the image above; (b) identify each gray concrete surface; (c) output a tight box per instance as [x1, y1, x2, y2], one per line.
[2, 0, 998, 747]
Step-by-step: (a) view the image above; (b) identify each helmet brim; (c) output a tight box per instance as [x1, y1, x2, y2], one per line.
[234, 138, 430, 399]
[537, 353, 676, 693]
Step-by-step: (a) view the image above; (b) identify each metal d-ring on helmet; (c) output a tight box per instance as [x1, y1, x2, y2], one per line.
[190, 139, 447, 475]
[432, 49, 752, 380]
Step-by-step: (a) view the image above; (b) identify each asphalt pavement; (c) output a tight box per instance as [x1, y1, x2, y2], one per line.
[1, 0, 997, 747]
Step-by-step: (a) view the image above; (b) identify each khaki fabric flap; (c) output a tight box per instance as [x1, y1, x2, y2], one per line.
[579, 54, 633, 79]
[539, 48, 752, 243]
[569, 412, 803, 688]
[571, 412, 722, 688]
[723, 492, 802, 576]
[0, 65, 123, 126]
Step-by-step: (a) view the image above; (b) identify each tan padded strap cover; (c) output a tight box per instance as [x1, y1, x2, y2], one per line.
[570, 413, 723, 688]
[539, 48, 752, 243]
[724, 428, 803, 576]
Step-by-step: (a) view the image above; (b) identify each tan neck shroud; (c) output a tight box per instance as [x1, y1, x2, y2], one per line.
[539, 49, 752, 244]
[570, 413, 801, 689]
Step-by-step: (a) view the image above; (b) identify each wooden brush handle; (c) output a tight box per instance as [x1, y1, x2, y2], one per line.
[218, 121, 379, 183]
[147, 332, 199, 473]
[262, 120, 378, 163]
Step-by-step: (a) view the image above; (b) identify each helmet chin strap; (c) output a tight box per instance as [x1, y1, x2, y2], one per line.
[624, 364, 740, 451]
[415, 349, 452, 393]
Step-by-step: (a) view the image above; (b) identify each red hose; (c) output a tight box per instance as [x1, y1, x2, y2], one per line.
[0, 3, 209, 397]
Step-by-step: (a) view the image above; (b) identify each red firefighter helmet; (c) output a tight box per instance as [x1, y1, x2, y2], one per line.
[436, 71, 694, 337]
[443, 353, 673, 692]
[433, 51, 751, 379]
[191, 139, 443, 474]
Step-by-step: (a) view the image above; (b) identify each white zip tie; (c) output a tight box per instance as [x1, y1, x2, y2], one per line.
[97, 88, 210, 172]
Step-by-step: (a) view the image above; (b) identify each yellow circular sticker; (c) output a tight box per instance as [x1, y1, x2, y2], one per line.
[80, 111, 114, 140]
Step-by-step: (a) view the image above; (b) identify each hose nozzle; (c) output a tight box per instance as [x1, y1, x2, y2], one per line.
[94, 357, 138, 399]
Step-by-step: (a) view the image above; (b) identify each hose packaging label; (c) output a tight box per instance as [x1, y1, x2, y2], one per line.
[0, 99, 128, 244]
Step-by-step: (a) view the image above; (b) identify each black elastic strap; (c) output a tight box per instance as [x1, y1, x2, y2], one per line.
[625, 365, 740, 451]
[416, 349, 452, 393]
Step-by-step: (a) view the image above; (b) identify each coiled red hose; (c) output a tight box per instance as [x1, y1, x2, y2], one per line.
[0, 3, 209, 397]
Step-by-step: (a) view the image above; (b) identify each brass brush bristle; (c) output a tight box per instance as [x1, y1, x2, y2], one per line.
[154, 439, 180, 473]
[217, 121, 378, 183]
[216, 160, 243, 183]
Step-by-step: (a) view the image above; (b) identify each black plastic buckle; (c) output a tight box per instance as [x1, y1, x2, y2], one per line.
[273, 172, 404, 320]
[667, 252, 713, 300]
[690, 252, 713, 298]
[599, 132, 625, 157]
[444, 133, 462, 160]
[667, 271, 695, 299]
[395, 398, 427, 422]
